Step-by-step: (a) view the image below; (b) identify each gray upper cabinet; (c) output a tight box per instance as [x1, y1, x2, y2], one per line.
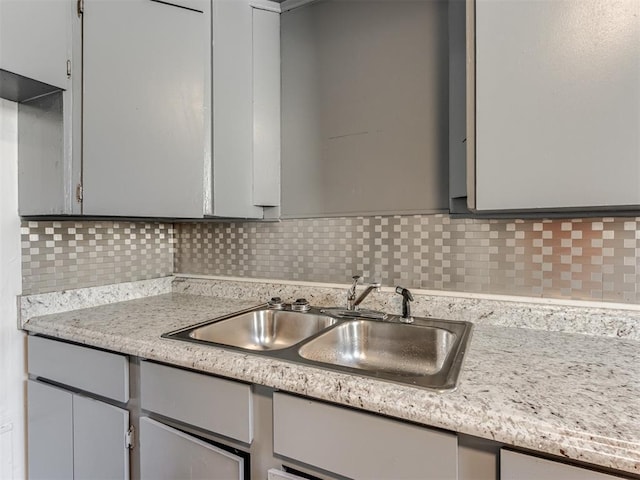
[471, 0, 640, 212]
[211, 0, 281, 219]
[280, 0, 449, 218]
[14, 0, 280, 219]
[4, 0, 82, 216]
[0, 0, 72, 96]
[81, 0, 281, 218]
[82, 0, 207, 218]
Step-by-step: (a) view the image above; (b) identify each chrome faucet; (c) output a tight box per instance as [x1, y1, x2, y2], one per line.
[347, 275, 381, 310]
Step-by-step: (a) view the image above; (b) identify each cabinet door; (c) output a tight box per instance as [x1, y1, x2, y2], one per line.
[267, 469, 307, 480]
[27, 380, 73, 480]
[0, 0, 72, 92]
[501, 450, 625, 480]
[82, 0, 206, 217]
[280, 0, 449, 218]
[73, 394, 130, 480]
[210, 0, 279, 219]
[139, 417, 244, 480]
[474, 0, 640, 211]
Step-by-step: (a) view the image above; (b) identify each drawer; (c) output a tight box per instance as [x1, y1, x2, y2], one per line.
[28, 336, 129, 403]
[273, 393, 457, 480]
[140, 361, 253, 443]
[501, 450, 627, 480]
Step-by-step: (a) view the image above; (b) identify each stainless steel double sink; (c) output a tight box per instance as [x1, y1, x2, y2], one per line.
[163, 306, 473, 391]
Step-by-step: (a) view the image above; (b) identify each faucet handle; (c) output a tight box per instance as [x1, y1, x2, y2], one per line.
[348, 275, 361, 296]
[347, 275, 362, 308]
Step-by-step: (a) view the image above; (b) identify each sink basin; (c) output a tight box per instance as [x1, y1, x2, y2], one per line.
[177, 309, 336, 351]
[297, 318, 472, 390]
[298, 320, 455, 375]
[164, 305, 473, 391]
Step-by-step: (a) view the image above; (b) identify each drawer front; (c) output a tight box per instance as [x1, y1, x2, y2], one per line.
[140, 361, 253, 443]
[28, 336, 129, 403]
[501, 450, 626, 480]
[273, 393, 457, 480]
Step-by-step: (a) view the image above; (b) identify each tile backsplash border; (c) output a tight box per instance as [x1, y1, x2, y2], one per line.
[175, 214, 640, 304]
[21, 221, 175, 295]
[21, 214, 640, 305]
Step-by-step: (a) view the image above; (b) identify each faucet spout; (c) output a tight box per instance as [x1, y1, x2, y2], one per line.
[347, 275, 381, 310]
[352, 283, 381, 309]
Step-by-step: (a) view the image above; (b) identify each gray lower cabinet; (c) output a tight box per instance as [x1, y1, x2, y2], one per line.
[27, 336, 131, 480]
[27, 340, 634, 480]
[28, 335, 129, 403]
[139, 360, 253, 444]
[273, 392, 458, 480]
[139, 417, 244, 480]
[27, 380, 130, 480]
[73, 395, 130, 480]
[139, 360, 252, 479]
[500, 450, 627, 480]
[27, 381, 73, 480]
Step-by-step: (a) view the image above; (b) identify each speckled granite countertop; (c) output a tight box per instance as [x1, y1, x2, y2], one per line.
[23, 292, 640, 476]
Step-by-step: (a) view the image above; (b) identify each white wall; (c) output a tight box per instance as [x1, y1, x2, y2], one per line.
[0, 99, 25, 478]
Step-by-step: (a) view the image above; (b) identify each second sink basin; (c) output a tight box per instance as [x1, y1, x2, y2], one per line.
[186, 309, 336, 351]
[298, 320, 455, 376]
[297, 317, 472, 390]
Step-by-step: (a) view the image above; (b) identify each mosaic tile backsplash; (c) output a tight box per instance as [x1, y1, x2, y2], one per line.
[175, 215, 640, 304]
[21, 215, 640, 304]
[21, 221, 174, 295]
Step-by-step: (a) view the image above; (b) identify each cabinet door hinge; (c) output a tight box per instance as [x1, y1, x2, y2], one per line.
[125, 425, 135, 450]
[67, 60, 72, 78]
[76, 184, 83, 202]
[77, 0, 84, 16]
